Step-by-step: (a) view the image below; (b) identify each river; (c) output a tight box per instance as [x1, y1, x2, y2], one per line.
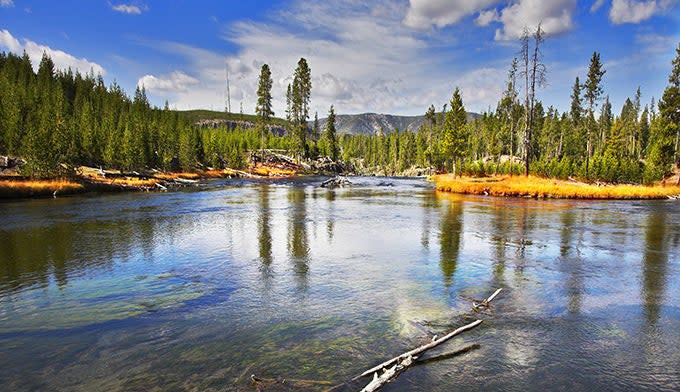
[0, 177, 679, 391]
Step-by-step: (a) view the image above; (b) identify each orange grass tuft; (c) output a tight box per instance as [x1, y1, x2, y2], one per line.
[0, 179, 84, 198]
[433, 174, 680, 200]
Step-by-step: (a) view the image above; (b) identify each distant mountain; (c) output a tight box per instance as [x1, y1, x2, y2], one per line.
[312, 112, 479, 136]
[183, 109, 479, 136]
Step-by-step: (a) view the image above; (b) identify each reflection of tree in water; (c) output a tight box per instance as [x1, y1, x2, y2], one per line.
[421, 192, 439, 250]
[288, 187, 309, 291]
[257, 185, 273, 283]
[439, 199, 463, 288]
[490, 203, 509, 285]
[642, 210, 668, 325]
[0, 214, 164, 293]
[559, 209, 575, 257]
[325, 190, 335, 242]
[559, 210, 583, 314]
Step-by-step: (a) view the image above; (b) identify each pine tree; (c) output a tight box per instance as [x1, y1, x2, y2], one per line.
[441, 87, 468, 177]
[570, 77, 582, 125]
[322, 105, 339, 162]
[658, 42, 680, 163]
[583, 52, 606, 173]
[255, 63, 274, 156]
[598, 96, 612, 153]
[291, 58, 311, 158]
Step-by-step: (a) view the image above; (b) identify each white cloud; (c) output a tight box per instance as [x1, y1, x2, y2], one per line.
[493, 0, 578, 40]
[608, 0, 671, 24]
[0, 29, 105, 75]
[137, 71, 200, 93]
[403, 0, 502, 30]
[591, 0, 607, 12]
[635, 32, 677, 53]
[475, 8, 500, 26]
[137, 0, 487, 115]
[110, 3, 147, 15]
[1, 0, 14, 8]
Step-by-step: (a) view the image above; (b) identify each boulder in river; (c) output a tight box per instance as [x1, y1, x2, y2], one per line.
[320, 176, 351, 188]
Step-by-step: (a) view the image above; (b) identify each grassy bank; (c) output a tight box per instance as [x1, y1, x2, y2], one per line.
[0, 163, 302, 199]
[433, 174, 680, 200]
[0, 179, 85, 199]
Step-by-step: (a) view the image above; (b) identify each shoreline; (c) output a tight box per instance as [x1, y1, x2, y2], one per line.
[0, 165, 338, 200]
[433, 174, 680, 200]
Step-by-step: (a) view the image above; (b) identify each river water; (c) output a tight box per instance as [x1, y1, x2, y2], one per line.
[0, 177, 679, 391]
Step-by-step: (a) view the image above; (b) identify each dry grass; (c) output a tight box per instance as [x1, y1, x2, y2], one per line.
[88, 176, 159, 188]
[0, 179, 84, 198]
[153, 172, 201, 181]
[433, 174, 680, 200]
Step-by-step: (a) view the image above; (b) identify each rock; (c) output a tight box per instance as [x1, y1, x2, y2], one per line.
[0, 156, 7, 168]
[320, 176, 351, 188]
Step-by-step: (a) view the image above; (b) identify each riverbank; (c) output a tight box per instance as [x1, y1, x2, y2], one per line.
[0, 163, 311, 200]
[433, 174, 680, 200]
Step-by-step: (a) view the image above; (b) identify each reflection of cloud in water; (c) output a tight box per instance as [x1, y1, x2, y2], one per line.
[504, 328, 541, 368]
[391, 289, 452, 338]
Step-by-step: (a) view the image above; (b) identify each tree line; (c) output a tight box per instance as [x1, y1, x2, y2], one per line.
[1, 36, 679, 184]
[338, 32, 680, 184]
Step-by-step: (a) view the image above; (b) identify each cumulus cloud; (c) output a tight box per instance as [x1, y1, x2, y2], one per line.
[493, 0, 578, 40]
[110, 3, 147, 14]
[608, 0, 671, 24]
[137, 71, 199, 93]
[1, 0, 14, 8]
[403, 0, 502, 30]
[0, 29, 105, 75]
[137, 0, 514, 115]
[139, 1, 462, 115]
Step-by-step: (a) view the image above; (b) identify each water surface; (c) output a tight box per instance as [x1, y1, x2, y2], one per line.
[0, 177, 679, 391]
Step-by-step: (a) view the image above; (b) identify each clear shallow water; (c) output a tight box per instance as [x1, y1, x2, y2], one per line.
[0, 177, 679, 391]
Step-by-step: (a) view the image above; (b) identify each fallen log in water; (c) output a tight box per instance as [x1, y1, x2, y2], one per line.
[358, 319, 482, 380]
[333, 288, 502, 392]
[252, 288, 503, 392]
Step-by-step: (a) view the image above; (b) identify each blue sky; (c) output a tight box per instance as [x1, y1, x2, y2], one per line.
[1, 1, 678, 117]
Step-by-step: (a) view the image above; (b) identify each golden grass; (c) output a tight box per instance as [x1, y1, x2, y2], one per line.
[90, 176, 159, 188]
[0, 179, 84, 198]
[433, 174, 680, 200]
[153, 172, 201, 181]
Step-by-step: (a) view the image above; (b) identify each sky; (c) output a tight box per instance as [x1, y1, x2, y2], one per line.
[1, 0, 679, 117]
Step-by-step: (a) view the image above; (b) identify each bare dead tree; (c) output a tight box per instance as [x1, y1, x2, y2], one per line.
[519, 24, 547, 176]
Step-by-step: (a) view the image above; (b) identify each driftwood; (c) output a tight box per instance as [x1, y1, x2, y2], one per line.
[250, 149, 311, 171]
[472, 288, 502, 311]
[360, 355, 414, 392]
